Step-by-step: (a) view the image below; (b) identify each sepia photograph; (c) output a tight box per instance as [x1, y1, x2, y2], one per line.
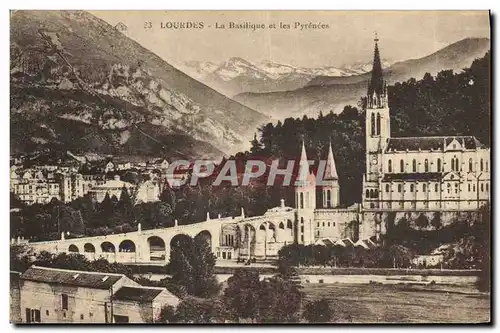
[9, 9, 491, 324]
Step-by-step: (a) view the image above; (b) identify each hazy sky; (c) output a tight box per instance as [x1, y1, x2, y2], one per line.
[90, 10, 490, 68]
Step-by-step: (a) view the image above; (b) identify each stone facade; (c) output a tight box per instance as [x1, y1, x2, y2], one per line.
[17, 266, 179, 323]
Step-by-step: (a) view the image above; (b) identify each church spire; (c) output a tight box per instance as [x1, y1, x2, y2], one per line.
[298, 140, 311, 182]
[368, 32, 384, 98]
[300, 140, 309, 167]
[324, 141, 338, 180]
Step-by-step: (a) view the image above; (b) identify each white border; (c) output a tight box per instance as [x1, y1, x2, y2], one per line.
[2, 1, 498, 332]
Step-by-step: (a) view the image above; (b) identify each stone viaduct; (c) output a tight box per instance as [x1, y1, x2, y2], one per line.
[19, 200, 297, 264]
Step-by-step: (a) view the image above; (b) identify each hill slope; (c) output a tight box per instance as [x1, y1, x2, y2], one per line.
[234, 38, 490, 119]
[10, 10, 269, 159]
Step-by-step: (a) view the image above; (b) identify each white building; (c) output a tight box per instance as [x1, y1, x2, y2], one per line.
[88, 175, 135, 202]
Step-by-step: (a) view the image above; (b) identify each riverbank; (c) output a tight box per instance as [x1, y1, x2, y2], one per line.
[128, 263, 480, 277]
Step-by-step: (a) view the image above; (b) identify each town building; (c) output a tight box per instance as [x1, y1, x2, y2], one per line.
[16, 265, 179, 323]
[87, 175, 135, 202]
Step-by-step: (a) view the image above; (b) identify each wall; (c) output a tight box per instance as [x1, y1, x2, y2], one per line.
[112, 300, 153, 323]
[19, 280, 110, 323]
[10, 273, 22, 323]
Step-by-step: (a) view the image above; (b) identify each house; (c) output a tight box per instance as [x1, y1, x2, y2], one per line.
[116, 162, 132, 171]
[111, 286, 180, 323]
[135, 180, 160, 204]
[87, 175, 135, 202]
[18, 265, 179, 323]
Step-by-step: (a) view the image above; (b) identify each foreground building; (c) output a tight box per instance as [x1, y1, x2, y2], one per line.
[12, 265, 179, 323]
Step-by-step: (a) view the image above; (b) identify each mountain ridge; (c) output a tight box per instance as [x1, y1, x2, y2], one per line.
[234, 37, 490, 119]
[10, 10, 269, 160]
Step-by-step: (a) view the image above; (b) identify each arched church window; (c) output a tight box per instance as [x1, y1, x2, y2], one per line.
[385, 184, 390, 192]
[412, 159, 417, 173]
[486, 161, 489, 172]
[451, 159, 455, 171]
[423, 184, 427, 192]
[455, 157, 460, 171]
[326, 190, 331, 207]
[371, 113, 375, 136]
[300, 192, 304, 209]
[435, 184, 439, 192]
[437, 159, 442, 172]
[469, 158, 473, 172]
[424, 159, 429, 172]
[388, 159, 392, 173]
[376, 113, 381, 136]
[398, 184, 402, 192]
[480, 158, 484, 172]
[400, 159, 404, 173]
[410, 184, 414, 192]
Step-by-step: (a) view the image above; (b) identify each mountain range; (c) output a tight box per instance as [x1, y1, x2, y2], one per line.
[180, 58, 392, 96]
[10, 10, 269, 161]
[233, 37, 490, 119]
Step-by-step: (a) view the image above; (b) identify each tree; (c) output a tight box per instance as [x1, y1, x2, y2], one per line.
[302, 299, 333, 323]
[171, 297, 225, 323]
[168, 235, 220, 298]
[257, 276, 303, 323]
[476, 204, 490, 292]
[223, 269, 262, 322]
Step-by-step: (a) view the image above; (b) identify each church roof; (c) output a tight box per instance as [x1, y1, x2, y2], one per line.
[382, 172, 442, 182]
[385, 136, 485, 152]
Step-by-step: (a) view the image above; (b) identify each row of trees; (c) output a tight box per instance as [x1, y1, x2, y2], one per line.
[278, 243, 414, 269]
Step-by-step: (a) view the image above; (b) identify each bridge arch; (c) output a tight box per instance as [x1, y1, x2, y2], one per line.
[267, 222, 277, 242]
[68, 244, 79, 253]
[118, 239, 136, 252]
[170, 234, 191, 249]
[194, 230, 212, 249]
[83, 243, 95, 253]
[256, 223, 267, 243]
[147, 236, 166, 262]
[101, 241, 116, 253]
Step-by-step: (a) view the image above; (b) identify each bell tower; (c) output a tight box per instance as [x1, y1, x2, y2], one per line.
[363, 33, 391, 208]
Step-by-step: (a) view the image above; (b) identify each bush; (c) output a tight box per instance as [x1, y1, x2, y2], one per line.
[302, 299, 333, 323]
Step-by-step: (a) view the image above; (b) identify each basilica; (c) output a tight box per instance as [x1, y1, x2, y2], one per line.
[289, 36, 490, 249]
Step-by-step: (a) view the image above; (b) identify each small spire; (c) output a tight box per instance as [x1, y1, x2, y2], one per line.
[298, 140, 310, 182]
[300, 140, 308, 164]
[324, 141, 338, 180]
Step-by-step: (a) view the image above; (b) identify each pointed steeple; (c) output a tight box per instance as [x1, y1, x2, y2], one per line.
[368, 32, 384, 98]
[300, 140, 308, 165]
[298, 140, 311, 182]
[324, 141, 338, 180]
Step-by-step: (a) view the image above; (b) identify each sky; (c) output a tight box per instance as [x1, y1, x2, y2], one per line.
[90, 10, 490, 68]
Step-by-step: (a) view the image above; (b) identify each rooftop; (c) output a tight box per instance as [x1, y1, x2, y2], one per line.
[386, 136, 485, 152]
[112, 286, 165, 303]
[20, 265, 124, 289]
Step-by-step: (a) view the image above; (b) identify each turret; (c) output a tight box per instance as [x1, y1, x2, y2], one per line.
[321, 141, 340, 208]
